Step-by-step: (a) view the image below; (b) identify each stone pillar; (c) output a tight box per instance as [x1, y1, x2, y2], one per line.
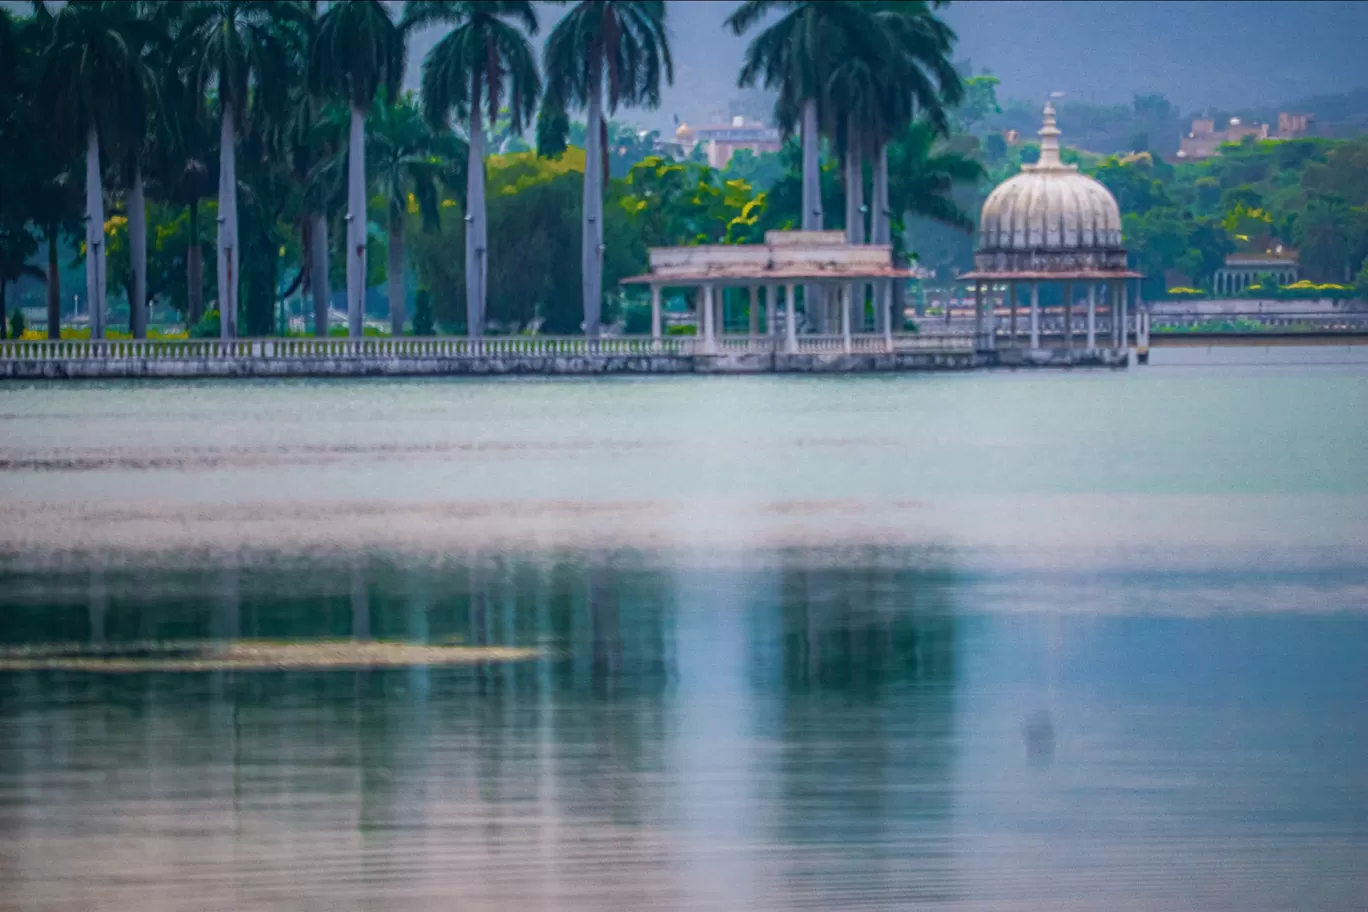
[1030, 283, 1041, 350]
[1119, 281, 1129, 348]
[840, 285, 852, 353]
[749, 285, 759, 337]
[1009, 283, 1018, 346]
[765, 285, 775, 338]
[785, 284, 798, 354]
[1064, 282, 1074, 350]
[973, 281, 984, 350]
[1086, 283, 1097, 350]
[650, 284, 662, 340]
[983, 282, 996, 351]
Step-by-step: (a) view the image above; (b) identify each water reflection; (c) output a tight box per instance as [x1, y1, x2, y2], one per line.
[0, 547, 1364, 910]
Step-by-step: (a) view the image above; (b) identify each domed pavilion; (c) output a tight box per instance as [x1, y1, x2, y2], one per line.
[961, 104, 1144, 362]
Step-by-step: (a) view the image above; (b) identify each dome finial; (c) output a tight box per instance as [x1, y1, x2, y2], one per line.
[1033, 99, 1064, 169]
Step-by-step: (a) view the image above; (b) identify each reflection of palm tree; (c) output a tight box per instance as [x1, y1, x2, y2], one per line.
[404, 1, 541, 339]
[540, 1, 673, 339]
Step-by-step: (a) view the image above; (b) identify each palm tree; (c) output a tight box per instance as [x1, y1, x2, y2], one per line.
[826, 1, 961, 331]
[365, 95, 465, 335]
[728, 1, 880, 332]
[541, 1, 672, 338]
[181, 0, 310, 339]
[120, 2, 175, 340]
[310, 0, 404, 339]
[405, 1, 540, 338]
[34, 0, 160, 342]
[728, 3, 877, 234]
[147, 9, 218, 329]
[1, 5, 78, 340]
[887, 119, 984, 321]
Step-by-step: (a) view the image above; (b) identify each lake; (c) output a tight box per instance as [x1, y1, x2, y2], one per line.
[2, 347, 1366, 910]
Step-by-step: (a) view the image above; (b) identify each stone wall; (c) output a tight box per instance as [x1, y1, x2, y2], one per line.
[0, 348, 1140, 380]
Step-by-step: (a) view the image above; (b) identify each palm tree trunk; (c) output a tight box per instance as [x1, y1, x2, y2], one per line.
[871, 140, 891, 334]
[0, 280, 7, 340]
[347, 104, 367, 339]
[388, 211, 405, 336]
[844, 118, 864, 333]
[46, 226, 61, 340]
[801, 97, 823, 333]
[466, 109, 487, 338]
[85, 124, 106, 341]
[582, 56, 605, 339]
[217, 109, 240, 339]
[311, 214, 331, 337]
[187, 200, 203, 327]
[129, 159, 148, 339]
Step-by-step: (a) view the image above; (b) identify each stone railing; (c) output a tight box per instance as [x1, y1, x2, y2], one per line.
[1, 333, 976, 361]
[1148, 312, 1368, 332]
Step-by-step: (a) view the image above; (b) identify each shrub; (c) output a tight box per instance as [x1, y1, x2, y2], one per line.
[189, 309, 221, 338]
[412, 288, 434, 336]
[8, 308, 25, 339]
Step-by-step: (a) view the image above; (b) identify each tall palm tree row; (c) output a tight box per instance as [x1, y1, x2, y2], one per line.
[541, 1, 672, 339]
[404, 1, 540, 338]
[311, 0, 405, 339]
[7, 0, 969, 341]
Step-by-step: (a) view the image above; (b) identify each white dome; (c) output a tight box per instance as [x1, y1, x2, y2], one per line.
[977, 104, 1123, 253]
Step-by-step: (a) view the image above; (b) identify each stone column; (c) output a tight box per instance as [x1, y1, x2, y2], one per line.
[973, 281, 984, 350]
[749, 285, 759, 337]
[650, 284, 662, 340]
[1064, 282, 1074, 350]
[1086, 283, 1097, 350]
[840, 285, 852, 353]
[1119, 281, 1129, 348]
[1030, 283, 1041, 350]
[765, 285, 775, 339]
[1009, 283, 1018, 346]
[703, 284, 716, 352]
[785, 284, 798, 354]
[983, 282, 997, 351]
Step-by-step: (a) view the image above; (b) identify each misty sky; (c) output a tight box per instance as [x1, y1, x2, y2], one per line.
[7, 1, 1364, 134]
[406, 0, 1368, 133]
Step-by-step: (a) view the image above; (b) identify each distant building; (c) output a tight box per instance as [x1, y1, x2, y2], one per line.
[674, 117, 781, 169]
[1177, 112, 1315, 160]
[1213, 249, 1300, 295]
[1277, 112, 1315, 137]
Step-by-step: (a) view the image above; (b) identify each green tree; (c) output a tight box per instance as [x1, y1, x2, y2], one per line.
[34, 0, 161, 340]
[364, 94, 465, 334]
[955, 75, 1001, 134]
[406, 0, 541, 338]
[311, 0, 404, 338]
[0, 220, 42, 340]
[1, 6, 83, 338]
[1294, 196, 1367, 283]
[181, 0, 311, 338]
[728, 1, 854, 240]
[541, 0, 673, 338]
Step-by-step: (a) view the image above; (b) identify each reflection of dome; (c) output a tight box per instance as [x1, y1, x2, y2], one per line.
[978, 103, 1122, 253]
[675, 122, 695, 142]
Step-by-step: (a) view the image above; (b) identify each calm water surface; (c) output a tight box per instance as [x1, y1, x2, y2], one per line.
[1, 348, 1366, 910]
